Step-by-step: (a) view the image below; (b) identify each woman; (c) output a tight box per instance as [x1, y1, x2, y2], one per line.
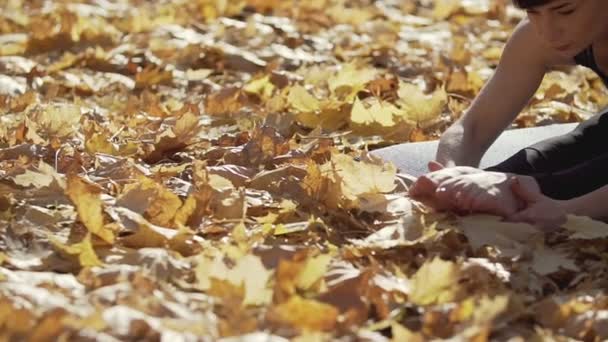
[409, 0, 608, 229]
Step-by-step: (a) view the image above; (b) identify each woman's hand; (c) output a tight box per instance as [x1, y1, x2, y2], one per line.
[506, 176, 568, 231]
[409, 161, 483, 210]
[433, 171, 524, 217]
[409, 161, 524, 216]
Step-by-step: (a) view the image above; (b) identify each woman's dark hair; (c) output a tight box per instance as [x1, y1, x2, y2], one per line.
[512, 0, 554, 9]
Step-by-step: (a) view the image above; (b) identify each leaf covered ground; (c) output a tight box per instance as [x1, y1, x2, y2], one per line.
[1, 0, 608, 340]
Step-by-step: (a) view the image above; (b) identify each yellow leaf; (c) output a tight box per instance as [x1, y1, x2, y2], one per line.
[531, 245, 579, 275]
[273, 222, 308, 236]
[66, 174, 114, 244]
[456, 215, 539, 258]
[396, 82, 447, 124]
[13, 161, 58, 188]
[196, 253, 273, 306]
[328, 6, 375, 25]
[288, 85, 321, 113]
[331, 153, 397, 201]
[328, 62, 377, 95]
[471, 295, 510, 325]
[50, 233, 104, 267]
[410, 257, 460, 305]
[32, 103, 82, 139]
[173, 195, 198, 227]
[295, 253, 332, 290]
[433, 0, 460, 20]
[208, 174, 235, 191]
[392, 322, 425, 342]
[562, 215, 608, 239]
[227, 254, 274, 305]
[244, 75, 275, 99]
[350, 98, 397, 127]
[269, 295, 339, 331]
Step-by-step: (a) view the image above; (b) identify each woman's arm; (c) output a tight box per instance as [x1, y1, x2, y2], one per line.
[436, 18, 573, 167]
[509, 174, 608, 229]
[563, 185, 608, 221]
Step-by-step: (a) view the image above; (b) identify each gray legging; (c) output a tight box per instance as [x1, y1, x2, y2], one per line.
[484, 108, 608, 200]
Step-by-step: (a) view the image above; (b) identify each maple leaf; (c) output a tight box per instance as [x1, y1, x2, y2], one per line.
[287, 85, 321, 113]
[456, 214, 540, 258]
[295, 253, 333, 290]
[330, 152, 397, 202]
[530, 244, 578, 275]
[328, 62, 377, 97]
[562, 215, 608, 239]
[11, 161, 65, 189]
[409, 257, 460, 306]
[244, 75, 276, 100]
[196, 253, 273, 306]
[116, 174, 183, 227]
[396, 82, 447, 124]
[350, 97, 398, 127]
[26, 103, 82, 144]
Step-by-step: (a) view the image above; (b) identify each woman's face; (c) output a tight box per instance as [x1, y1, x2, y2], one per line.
[525, 0, 608, 56]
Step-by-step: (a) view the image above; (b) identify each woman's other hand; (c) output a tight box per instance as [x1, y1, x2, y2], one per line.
[409, 161, 483, 201]
[507, 176, 568, 231]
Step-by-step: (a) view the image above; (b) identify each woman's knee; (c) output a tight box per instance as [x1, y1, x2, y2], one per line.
[483, 148, 544, 175]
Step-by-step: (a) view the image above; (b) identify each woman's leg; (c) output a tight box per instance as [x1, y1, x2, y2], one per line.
[483, 108, 608, 199]
[531, 151, 608, 200]
[484, 108, 608, 175]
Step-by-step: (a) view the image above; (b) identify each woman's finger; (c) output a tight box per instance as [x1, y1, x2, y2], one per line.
[510, 177, 541, 204]
[409, 175, 436, 198]
[508, 208, 535, 224]
[428, 161, 445, 172]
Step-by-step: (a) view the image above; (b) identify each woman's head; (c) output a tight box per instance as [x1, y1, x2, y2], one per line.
[513, 0, 554, 9]
[513, 0, 608, 56]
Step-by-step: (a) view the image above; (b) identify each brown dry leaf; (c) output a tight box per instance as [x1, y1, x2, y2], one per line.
[110, 207, 179, 249]
[205, 87, 253, 116]
[135, 65, 173, 89]
[0, 297, 36, 335]
[116, 174, 183, 227]
[144, 109, 202, 163]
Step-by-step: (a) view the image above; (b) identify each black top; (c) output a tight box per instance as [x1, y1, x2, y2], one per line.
[574, 45, 608, 86]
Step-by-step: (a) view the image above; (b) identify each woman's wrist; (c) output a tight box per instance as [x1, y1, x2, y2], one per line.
[560, 197, 585, 216]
